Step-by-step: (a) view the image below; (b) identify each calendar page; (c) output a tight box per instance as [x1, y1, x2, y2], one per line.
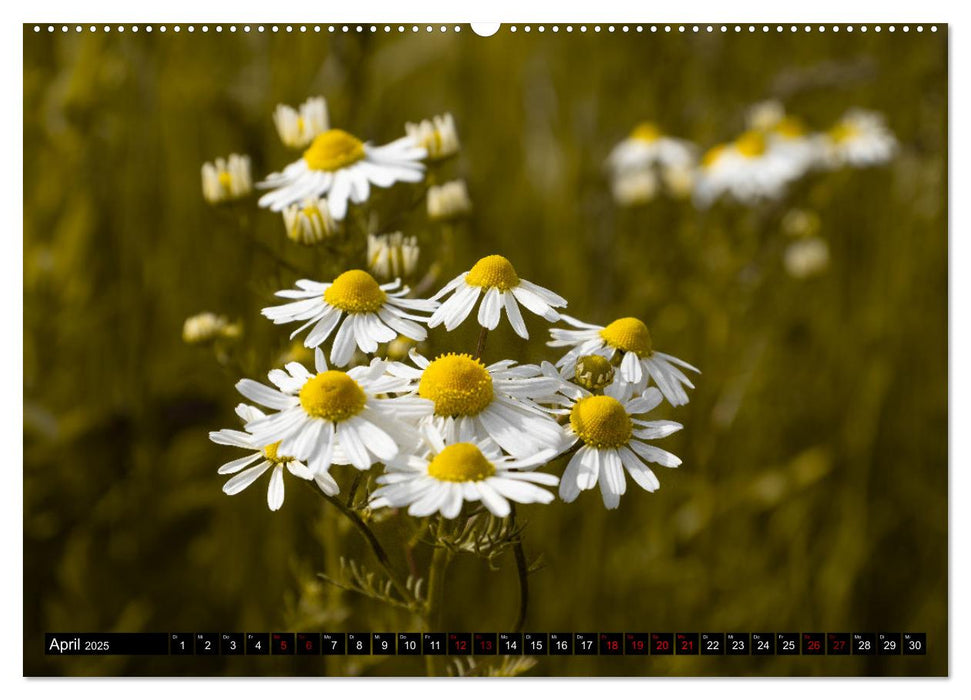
[22, 20, 947, 678]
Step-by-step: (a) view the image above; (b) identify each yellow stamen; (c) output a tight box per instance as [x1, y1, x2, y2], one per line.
[570, 395, 633, 449]
[465, 255, 520, 291]
[427, 443, 497, 482]
[828, 122, 858, 144]
[575, 355, 615, 391]
[217, 171, 233, 188]
[303, 129, 366, 172]
[323, 269, 387, 313]
[630, 122, 662, 143]
[418, 353, 494, 417]
[299, 371, 367, 422]
[262, 441, 293, 464]
[735, 130, 767, 158]
[599, 317, 653, 356]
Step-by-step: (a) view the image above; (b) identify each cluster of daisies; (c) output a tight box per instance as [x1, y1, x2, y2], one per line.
[606, 100, 898, 208]
[210, 254, 699, 515]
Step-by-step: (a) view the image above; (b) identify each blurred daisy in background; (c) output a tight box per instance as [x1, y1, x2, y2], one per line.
[236, 349, 433, 478]
[549, 315, 699, 407]
[388, 350, 568, 459]
[784, 237, 830, 279]
[558, 384, 683, 509]
[209, 403, 316, 511]
[282, 196, 337, 245]
[274, 96, 329, 149]
[367, 232, 420, 280]
[370, 424, 558, 519]
[406, 112, 460, 161]
[262, 269, 437, 367]
[427, 180, 473, 221]
[258, 128, 426, 219]
[821, 109, 897, 168]
[182, 312, 242, 345]
[428, 255, 567, 339]
[606, 122, 697, 204]
[693, 130, 799, 207]
[201, 153, 252, 204]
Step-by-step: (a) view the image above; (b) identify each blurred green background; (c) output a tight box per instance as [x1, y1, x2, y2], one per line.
[23, 24, 947, 676]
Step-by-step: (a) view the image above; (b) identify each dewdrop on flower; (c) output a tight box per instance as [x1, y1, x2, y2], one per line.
[405, 112, 460, 161]
[367, 232, 420, 280]
[283, 197, 337, 245]
[784, 237, 830, 279]
[201, 154, 252, 204]
[183, 312, 242, 344]
[273, 96, 330, 149]
[427, 180, 472, 221]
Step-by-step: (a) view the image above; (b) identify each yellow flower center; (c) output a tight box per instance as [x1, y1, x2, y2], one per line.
[297, 115, 306, 133]
[465, 255, 520, 291]
[630, 122, 661, 143]
[575, 354, 615, 391]
[599, 317, 653, 356]
[570, 395, 633, 449]
[735, 130, 767, 158]
[701, 144, 726, 168]
[298, 370, 367, 422]
[323, 269, 387, 313]
[418, 353, 494, 417]
[217, 171, 233, 188]
[828, 122, 858, 144]
[262, 441, 293, 464]
[303, 129, 366, 171]
[773, 116, 806, 140]
[427, 443, 497, 482]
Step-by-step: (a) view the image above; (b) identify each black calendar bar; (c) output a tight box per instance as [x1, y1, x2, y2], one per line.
[44, 632, 928, 655]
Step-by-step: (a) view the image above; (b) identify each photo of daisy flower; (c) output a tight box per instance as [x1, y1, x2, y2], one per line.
[558, 385, 683, 509]
[821, 109, 898, 168]
[258, 128, 426, 219]
[370, 424, 559, 519]
[235, 348, 432, 475]
[387, 350, 568, 459]
[209, 403, 318, 510]
[261, 270, 437, 366]
[549, 315, 700, 407]
[428, 254, 567, 338]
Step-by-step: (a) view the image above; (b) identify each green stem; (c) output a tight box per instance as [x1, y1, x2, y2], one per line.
[303, 480, 411, 603]
[424, 516, 452, 676]
[509, 504, 530, 633]
[474, 327, 488, 360]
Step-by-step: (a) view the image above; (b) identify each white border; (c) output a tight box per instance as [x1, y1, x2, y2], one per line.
[4, 1, 963, 699]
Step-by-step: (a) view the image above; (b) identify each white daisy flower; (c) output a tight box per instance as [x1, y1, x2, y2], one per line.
[370, 425, 558, 519]
[821, 109, 897, 168]
[427, 180, 472, 221]
[606, 122, 697, 176]
[559, 384, 683, 509]
[367, 232, 420, 280]
[274, 96, 330, 149]
[610, 168, 659, 207]
[764, 116, 823, 178]
[745, 100, 787, 132]
[693, 131, 800, 207]
[257, 129, 426, 219]
[549, 315, 700, 407]
[261, 269, 437, 367]
[201, 154, 252, 204]
[428, 255, 567, 340]
[405, 112, 460, 161]
[209, 403, 316, 511]
[236, 349, 433, 479]
[387, 350, 568, 460]
[283, 196, 337, 245]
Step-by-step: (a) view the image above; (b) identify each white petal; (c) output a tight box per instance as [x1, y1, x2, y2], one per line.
[222, 462, 271, 495]
[267, 465, 285, 511]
